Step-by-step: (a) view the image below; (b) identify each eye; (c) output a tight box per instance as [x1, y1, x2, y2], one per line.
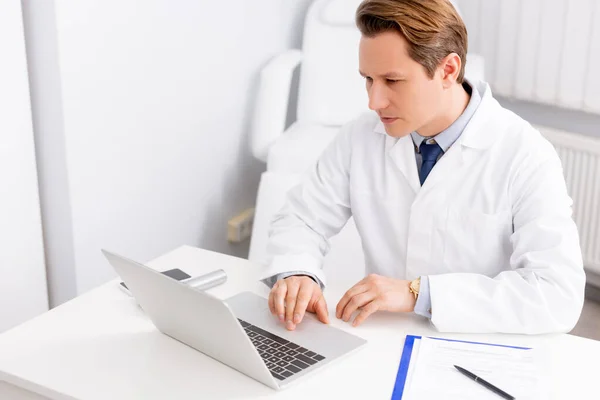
[386, 79, 399, 84]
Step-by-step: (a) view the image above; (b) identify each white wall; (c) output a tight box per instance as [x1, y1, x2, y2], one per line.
[0, 1, 48, 331]
[22, 0, 314, 305]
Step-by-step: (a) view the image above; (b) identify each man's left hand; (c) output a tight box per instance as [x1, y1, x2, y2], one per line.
[335, 274, 417, 327]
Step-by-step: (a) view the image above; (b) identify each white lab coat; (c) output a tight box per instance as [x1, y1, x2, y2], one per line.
[263, 80, 585, 334]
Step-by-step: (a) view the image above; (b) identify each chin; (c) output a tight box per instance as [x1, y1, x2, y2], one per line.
[384, 124, 412, 138]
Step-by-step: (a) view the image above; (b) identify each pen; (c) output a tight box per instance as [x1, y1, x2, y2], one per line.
[184, 269, 227, 290]
[454, 365, 515, 400]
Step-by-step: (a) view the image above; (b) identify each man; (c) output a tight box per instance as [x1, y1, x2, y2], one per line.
[261, 0, 585, 334]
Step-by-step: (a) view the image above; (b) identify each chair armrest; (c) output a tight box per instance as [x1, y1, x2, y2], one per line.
[251, 49, 303, 162]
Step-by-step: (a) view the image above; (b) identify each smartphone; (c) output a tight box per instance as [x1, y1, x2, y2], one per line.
[119, 268, 192, 295]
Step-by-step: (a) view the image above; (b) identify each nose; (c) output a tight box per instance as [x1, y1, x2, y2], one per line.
[367, 81, 390, 111]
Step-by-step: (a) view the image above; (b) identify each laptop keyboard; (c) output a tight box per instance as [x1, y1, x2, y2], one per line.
[238, 319, 326, 381]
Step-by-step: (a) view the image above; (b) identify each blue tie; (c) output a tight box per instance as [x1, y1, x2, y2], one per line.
[419, 141, 443, 185]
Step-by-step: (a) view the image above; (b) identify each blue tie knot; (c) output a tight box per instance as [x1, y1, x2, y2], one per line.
[420, 141, 443, 162]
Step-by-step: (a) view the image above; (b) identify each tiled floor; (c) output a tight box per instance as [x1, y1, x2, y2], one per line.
[571, 298, 600, 341]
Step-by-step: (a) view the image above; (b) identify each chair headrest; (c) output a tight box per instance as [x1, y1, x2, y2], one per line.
[319, 0, 363, 25]
[296, 0, 367, 126]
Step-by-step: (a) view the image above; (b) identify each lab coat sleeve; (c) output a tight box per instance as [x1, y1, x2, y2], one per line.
[259, 122, 355, 288]
[429, 149, 586, 334]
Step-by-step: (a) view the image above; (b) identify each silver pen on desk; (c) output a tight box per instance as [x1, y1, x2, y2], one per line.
[184, 269, 227, 290]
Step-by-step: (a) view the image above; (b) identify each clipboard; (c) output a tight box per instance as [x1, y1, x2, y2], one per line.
[391, 335, 531, 400]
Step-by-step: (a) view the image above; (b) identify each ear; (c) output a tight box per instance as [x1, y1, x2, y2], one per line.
[439, 52, 462, 89]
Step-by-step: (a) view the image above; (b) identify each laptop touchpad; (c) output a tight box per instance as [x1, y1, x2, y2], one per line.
[225, 291, 365, 358]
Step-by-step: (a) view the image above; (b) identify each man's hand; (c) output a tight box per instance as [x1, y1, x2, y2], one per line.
[336, 274, 416, 327]
[268, 276, 330, 331]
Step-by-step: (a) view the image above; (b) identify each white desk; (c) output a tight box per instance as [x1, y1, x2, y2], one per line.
[0, 246, 598, 399]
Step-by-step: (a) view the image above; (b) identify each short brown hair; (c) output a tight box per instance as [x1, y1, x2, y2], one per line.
[356, 0, 468, 83]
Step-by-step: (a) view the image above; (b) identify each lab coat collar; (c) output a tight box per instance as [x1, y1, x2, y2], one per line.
[373, 80, 500, 151]
[387, 135, 421, 194]
[458, 80, 501, 150]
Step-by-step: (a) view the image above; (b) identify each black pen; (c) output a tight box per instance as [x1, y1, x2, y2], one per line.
[454, 365, 515, 400]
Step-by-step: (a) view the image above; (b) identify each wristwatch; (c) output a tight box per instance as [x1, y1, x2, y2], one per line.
[409, 276, 421, 300]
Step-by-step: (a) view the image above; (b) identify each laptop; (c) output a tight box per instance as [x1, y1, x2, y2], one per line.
[102, 250, 367, 390]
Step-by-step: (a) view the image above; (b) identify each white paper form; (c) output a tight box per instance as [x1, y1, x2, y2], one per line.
[403, 337, 548, 400]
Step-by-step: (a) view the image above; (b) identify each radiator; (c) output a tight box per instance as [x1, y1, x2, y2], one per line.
[537, 125, 600, 274]
[456, 0, 600, 115]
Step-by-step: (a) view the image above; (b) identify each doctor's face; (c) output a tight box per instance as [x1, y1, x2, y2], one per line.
[359, 31, 445, 138]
